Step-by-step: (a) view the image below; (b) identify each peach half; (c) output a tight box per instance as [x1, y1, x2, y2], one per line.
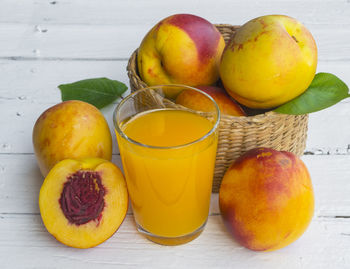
[138, 14, 225, 86]
[176, 85, 246, 116]
[219, 148, 314, 251]
[33, 100, 112, 177]
[39, 158, 128, 248]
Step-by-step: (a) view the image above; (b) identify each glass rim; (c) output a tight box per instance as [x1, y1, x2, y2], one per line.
[113, 84, 221, 150]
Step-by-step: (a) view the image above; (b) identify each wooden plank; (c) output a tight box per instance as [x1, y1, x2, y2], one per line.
[307, 103, 350, 155]
[0, 60, 130, 102]
[0, 98, 348, 155]
[0, 60, 349, 155]
[0, 23, 144, 59]
[0, 60, 348, 102]
[0, 60, 349, 102]
[0, 154, 123, 215]
[0, 0, 349, 26]
[0, 154, 349, 217]
[0, 100, 120, 154]
[0, 214, 349, 268]
[0, 23, 349, 60]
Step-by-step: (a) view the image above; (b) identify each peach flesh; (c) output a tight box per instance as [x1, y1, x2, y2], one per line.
[39, 158, 129, 248]
[59, 170, 105, 226]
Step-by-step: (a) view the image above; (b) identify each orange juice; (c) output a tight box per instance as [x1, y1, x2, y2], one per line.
[116, 108, 218, 239]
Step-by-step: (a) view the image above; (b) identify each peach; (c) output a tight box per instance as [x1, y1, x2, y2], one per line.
[39, 158, 128, 248]
[138, 14, 225, 87]
[219, 148, 314, 251]
[220, 15, 317, 109]
[33, 100, 112, 177]
[176, 86, 246, 116]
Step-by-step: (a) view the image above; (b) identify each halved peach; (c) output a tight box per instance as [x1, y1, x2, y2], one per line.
[39, 158, 128, 248]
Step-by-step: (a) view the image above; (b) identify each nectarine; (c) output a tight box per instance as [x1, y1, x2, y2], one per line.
[138, 14, 225, 87]
[219, 148, 314, 251]
[220, 15, 317, 109]
[33, 100, 112, 177]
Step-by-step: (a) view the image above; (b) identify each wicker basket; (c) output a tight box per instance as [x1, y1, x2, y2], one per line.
[126, 24, 309, 192]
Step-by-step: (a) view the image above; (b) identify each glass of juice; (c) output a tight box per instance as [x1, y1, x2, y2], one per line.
[113, 85, 220, 245]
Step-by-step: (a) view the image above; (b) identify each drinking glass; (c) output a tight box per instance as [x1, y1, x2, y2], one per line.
[113, 85, 220, 245]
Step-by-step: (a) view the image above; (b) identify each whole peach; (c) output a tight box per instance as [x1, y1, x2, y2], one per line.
[219, 148, 314, 251]
[33, 100, 112, 177]
[138, 14, 225, 86]
[176, 86, 246, 116]
[220, 15, 317, 109]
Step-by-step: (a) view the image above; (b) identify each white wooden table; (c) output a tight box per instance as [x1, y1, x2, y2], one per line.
[0, 1, 349, 268]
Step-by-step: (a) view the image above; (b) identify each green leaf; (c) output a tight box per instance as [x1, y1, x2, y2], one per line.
[274, 73, 350, 115]
[59, 77, 128, 109]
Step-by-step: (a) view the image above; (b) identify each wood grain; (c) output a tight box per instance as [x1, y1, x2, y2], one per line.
[0, 154, 349, 217]
[1, 215, 350, 268]
[0, 0, 349, 26]
[0, 60, 348, 102]
[0, 23, 349, 61]
[0, 60, 349, 155]
[1, 154, 350, 267]
[0, 99, 348, 155]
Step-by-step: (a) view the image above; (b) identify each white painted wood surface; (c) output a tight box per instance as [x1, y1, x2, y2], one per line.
[0, 0, 349, 268]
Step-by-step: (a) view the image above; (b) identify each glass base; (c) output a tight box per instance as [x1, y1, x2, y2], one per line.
[137, 221, 206, 246]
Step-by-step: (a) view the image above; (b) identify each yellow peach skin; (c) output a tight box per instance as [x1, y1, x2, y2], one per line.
[39, 158, 128, 248]
[138, 14, 225, 87]
[33, 100, 112, 177]
[219, 148, 314, 251]
[220, 15, 317, 109]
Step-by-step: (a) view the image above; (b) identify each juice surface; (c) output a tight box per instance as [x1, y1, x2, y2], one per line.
[123, 108, 213, 147]
[117, 109, 218, 238]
